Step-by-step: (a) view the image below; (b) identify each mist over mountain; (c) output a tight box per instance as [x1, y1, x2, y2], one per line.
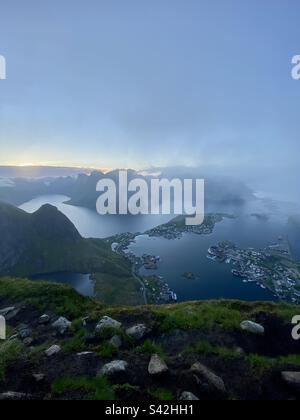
[0, 166, 255, 210]
[0, 166, 92, 178]
[66, 168, 255, 210]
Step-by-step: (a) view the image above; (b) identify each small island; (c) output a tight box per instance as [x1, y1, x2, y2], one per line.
[146, 213, 235, 240]
[182, 272, 197, 280]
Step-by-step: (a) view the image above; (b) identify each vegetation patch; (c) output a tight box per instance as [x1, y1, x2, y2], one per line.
[0, 277, 95, 319]
[154, 301, 243, 332]
[97, 342, 117, 358]
[92, 272, 143, 306]
[62, 329, 86, 354]
[135, 339, 166, 358]
[51, 376, 116, 400]
[0, 339, 23, 381]
[149, 387, 174, 401]
[184, 340, 240, 360]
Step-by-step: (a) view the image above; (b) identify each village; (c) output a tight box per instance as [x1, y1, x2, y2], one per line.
[146, 213, 229, 240]
[109, 232, 178, 305]
[207, 238, 300, 304]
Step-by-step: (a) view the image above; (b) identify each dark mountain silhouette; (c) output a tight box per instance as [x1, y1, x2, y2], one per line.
[0, 202, 131, 278]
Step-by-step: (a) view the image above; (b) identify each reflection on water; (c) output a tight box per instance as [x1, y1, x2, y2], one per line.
[30, 272, 95, 297]
[128, 214, 287, 302]
[21, 194, 299, 302]
[20, 195, 172, 238]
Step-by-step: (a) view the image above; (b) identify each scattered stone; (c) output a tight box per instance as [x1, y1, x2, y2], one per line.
[19, 328, 32, 339]
[52, 317, 71, 334]
[82, 316, 90, 327]
[45, 345, 61, 357]
[281, 372, 300, 391]
[148, 354, 168, 375]
[0, 307, 20, 320]
[235, 347, 245, 356]
[110, 335, 122, 349]
[99, 360, 128, 377]
[39, 314, 50, 325]
[126, 324, 148, 340]
[96, 316, 122, 332]
[33, 374, 46, 383]
[191, 362, 226, 394]
[23, 337, 34, 346]
[9, 334, 19, 341]
[0, 307, 15, 316]
[240, 320, 265, 335]
[77, 351, 95, 357]
[0, 392, 31, 401]
[179, 391, 199, 400]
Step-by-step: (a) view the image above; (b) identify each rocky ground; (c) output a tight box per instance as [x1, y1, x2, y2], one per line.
[0, 277, 300, 401]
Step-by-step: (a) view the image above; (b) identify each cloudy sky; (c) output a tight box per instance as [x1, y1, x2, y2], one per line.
[0, 0, 299, 183]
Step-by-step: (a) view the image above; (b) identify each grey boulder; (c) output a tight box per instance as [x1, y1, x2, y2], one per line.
[45, 345, 61, 357]
[148, 354, 168, 375]
[240, 320, 265, 335]
[126, 324, 148, 340]
[191, 362, 226, 394]
[99, 360, 128, 377]
[179, 391, 199, 400]
[110, 335, 122, 349]
[52, 317, 71, 334]
[281, 372, 300, 391]
[96, 316, 122, 332]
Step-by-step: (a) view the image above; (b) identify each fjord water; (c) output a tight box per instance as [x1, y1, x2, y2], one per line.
[20, 194, 300, 302]
[19, 195, 172, 238]
[30, 272, 95, 297]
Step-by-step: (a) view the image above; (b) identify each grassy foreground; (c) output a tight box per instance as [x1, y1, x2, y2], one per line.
[0, 277, 300, 401]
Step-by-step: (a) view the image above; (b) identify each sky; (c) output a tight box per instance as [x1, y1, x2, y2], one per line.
[0, 0, 299, 196]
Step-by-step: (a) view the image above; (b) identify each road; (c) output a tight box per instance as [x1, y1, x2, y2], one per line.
[132, 264, 148, 305]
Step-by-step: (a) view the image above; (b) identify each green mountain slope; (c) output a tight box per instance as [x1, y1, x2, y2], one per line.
[0, 202, 132, 279]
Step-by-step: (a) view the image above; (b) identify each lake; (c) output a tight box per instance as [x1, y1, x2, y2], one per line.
[29, 272, 95, 297]
[20, 194, 300, 302]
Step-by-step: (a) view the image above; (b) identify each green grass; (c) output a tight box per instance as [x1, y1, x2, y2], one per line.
[246, 353, 300, 379]
[279, 354, 300, 367]
[184, 340, 240, 360]
[62, 329, 86, 354]
[51, 376, 116, 400]
[92, 272, 143, 306]
[113, 383, 140, 398]
[155, 301, 243, 332]
[98, 342, 117, 358]
[136, 339, 166, 358]
[149, 387, 174, 401]
[247, 354, 275, 377]
[0, 277, 95, 319]
[0, 339, 23, 381]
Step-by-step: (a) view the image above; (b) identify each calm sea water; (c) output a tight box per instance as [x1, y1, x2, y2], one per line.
[30, 272, 95, 297]
[20, 194, 300, 302]
[19, 195, 172, 238]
